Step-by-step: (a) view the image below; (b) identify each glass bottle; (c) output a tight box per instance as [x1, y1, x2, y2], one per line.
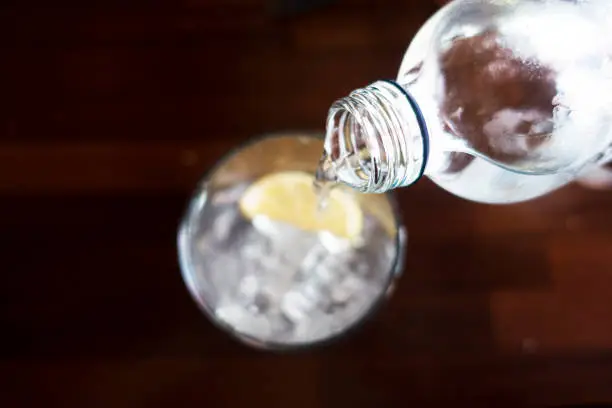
[317, 0, 612, 203]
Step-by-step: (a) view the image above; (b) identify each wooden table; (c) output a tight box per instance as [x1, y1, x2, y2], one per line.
[2, 1, 611, 406]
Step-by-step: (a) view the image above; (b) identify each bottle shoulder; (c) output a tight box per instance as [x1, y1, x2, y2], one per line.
[396, 0, 612, 176]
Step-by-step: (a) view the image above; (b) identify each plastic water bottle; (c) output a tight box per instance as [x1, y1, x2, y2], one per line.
[316, 0, 612, 203]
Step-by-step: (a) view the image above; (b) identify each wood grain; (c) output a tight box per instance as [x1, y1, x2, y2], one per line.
[1, 0, 611, 407]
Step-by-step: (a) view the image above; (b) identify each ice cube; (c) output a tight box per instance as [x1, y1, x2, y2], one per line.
[216, 303, 271, 339]
[253, 292, 272, 312]
[267, 311, 294, 338]
[316, 249, 357, 281]
[238, 275, 259, 299]
[319, 231, 352, 253]
[252, 216, 301, 240]
[214, 209, 236, 241]
[281, 291, 315, 323]
[240, 229, 270, 261]
[314, 260, 334, 282]
[293, 312, 340, 342]
[196, 230, 217, 256]
[211, 184, 247, 205]
[206, 253, 242, 295]
[330, 282, 352, 304]
[215, 303, 245, 327]
[301, 243, 327, 272]
[253, 216, 319, 263]
[301, 281, 331, 309]
[331, 275, 366, 304]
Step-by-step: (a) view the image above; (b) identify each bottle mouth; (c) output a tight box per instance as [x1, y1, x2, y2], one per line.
[320, 80, 428, 193]
[320, 104, 374, 191]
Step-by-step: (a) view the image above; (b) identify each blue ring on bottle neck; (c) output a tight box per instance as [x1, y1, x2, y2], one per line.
[382, 79, 430, 186]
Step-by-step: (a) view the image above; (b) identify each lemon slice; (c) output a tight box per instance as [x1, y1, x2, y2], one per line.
[239, 171, 363, 241]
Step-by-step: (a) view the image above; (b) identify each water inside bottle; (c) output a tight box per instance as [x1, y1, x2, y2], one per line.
[312, 0, 612, 203]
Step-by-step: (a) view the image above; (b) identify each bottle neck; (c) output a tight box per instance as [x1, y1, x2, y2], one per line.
[321, 80, 429, 193]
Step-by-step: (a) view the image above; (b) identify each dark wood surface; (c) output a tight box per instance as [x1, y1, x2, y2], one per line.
[2, 1, 612, 407]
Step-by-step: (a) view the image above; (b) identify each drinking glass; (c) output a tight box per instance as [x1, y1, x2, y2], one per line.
[177, 132, 407, 350]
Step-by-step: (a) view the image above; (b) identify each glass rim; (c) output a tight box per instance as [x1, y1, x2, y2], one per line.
[177, 130, 408, 352]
